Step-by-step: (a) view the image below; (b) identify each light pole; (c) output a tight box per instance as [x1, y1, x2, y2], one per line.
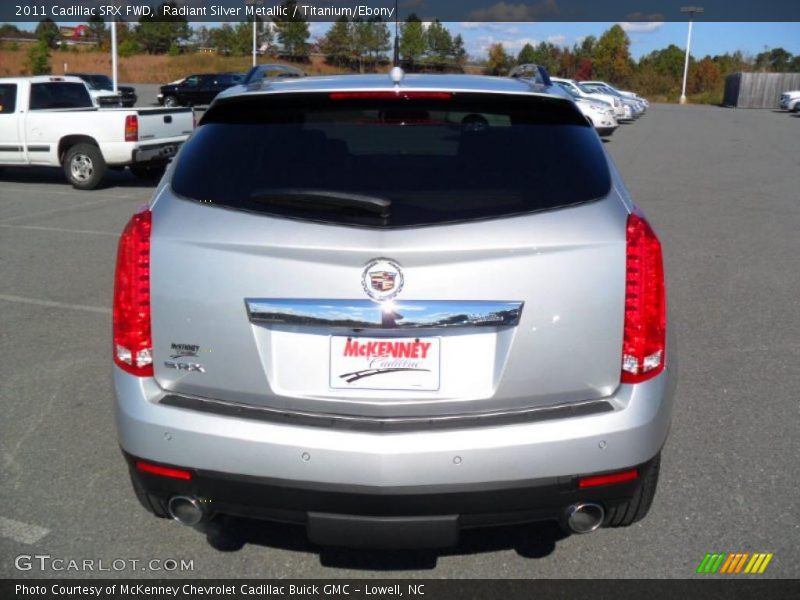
[252, 19, 257, 67]
[111, 19, 118, 93]
[679, 6, 704, 104]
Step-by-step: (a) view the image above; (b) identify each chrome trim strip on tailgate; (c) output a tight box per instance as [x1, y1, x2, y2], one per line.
[159, 392, 612, 432]
[245, 299, 523, 329]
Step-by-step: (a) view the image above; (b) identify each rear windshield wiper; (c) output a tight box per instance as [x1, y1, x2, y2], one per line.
[250, 188, 391, 219]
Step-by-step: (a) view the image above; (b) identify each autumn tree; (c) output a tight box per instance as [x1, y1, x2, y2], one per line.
[689, 56, 722, 94]
[485, 43, 511, 76]
[593, 24, 634, 85]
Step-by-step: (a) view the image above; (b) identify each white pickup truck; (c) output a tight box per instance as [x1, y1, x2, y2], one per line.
[0, 76, 194, 189]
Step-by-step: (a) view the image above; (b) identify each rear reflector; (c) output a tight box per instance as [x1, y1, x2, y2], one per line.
[124, 114, 138, 142]
[621, 213, 666, 384]
[329, 91, 453, 101]
[579, 468, 639, 489]
[135, 460, 192, 480]
[113, 208, 153, 377]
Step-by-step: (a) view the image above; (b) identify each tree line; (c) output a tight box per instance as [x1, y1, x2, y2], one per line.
[5, 14, 799, 102]
[485, 24, 800, 101]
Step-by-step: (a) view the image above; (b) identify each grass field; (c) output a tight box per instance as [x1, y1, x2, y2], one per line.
[0, 48, 350, 82]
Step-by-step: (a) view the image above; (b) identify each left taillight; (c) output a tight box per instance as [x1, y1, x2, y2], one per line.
[113, 208, 153, 377]
[124, 114, 138, 142]
[621, 213, 666, 384]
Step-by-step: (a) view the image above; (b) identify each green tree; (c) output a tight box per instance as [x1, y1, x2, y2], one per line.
[517, 42, 536, 65]
[35, 18, 60, 49]
[136, 3, 189, 54]
[426, 19, 452, 63]
[593, 24, 634, 85]
[452, 34, 467, 66]
[86, 15, 106, 47]
[320, 17, 352, 67]
[273, 1, 310, 59]
[27, 40, 51, 74]
[485, 43, 510, 75]
[399, 14, 426, 68]
[755, 47, 793, 72]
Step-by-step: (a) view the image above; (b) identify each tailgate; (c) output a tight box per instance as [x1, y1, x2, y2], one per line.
[136, 108, 193, 140]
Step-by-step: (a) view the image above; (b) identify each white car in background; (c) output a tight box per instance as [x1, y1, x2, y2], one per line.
[779, 91, 800, 112]
[551, 77, 626, 120]
[553, 80, 618, 136]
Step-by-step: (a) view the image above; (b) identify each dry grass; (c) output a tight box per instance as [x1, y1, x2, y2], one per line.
[0, 49, 348, 82]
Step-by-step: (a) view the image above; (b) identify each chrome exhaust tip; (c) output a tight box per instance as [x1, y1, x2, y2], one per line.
[167, 496, 205, 526]
[565, 502, 605, 534]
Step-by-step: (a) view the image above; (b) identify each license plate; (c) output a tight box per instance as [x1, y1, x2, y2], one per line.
[329, 336, 440, 391]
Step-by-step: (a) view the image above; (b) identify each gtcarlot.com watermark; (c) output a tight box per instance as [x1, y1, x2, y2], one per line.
[14, 554, 194, 573]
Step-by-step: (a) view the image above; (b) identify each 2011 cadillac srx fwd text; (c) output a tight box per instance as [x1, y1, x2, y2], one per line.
[113, 70, 676, 548]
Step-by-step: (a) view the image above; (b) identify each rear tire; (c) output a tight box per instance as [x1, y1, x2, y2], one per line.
[163, 95, 179, 108]
[604, 453, 661, 527]
[130, 164, 166, 182]
[63, 143, 107, 190]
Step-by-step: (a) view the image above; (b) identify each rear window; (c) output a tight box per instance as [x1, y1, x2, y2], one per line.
[172, 92, 611, 228]
[30, 82, 93, 110]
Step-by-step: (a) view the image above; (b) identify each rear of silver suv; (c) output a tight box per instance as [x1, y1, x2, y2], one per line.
[113, 73, 675, 548]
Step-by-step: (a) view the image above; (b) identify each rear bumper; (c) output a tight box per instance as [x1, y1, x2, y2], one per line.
[115, 360, 675, 489]
[131, 141, 183, 164]
[125, 450, 657, 548]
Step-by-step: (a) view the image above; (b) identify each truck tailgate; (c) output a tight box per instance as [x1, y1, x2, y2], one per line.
[136, 108, 193, 141]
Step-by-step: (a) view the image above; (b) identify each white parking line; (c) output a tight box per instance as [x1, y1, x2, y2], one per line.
[0, 516, 50, 544]
[0, 223, 118, 237]
[0, 294, 111, 314]
[0, 196, 135, 224]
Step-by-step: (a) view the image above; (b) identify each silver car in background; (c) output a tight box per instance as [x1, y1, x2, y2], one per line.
[113, 71, 675, 548]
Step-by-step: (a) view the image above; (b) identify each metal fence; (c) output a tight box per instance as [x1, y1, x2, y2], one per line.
[723, 72, 800, 108]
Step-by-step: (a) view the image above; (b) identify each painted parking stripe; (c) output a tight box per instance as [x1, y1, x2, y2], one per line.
[0, 294, 110, 314]
[0, 516, 49, 544]
[0, 223, 118, 237]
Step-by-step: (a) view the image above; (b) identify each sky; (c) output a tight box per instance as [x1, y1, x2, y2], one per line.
[16, 21, 800, 61]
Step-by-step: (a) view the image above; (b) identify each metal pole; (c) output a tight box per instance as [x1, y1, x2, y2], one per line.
[679, 6, 703, 104]
[111, 20, 118, 93]
[679, 15, 693, 103]
[252, 19, 257, 67]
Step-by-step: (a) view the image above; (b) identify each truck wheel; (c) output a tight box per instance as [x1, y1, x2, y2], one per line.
[130, 164, 166, 182]
[163, 95, 179, 107]
[63, 143, 107, 190]
[603, 453, 661, 527]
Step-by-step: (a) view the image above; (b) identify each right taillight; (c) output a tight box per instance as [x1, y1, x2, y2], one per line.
[113, 208, 153, 377]
[621, 213, 666, 384]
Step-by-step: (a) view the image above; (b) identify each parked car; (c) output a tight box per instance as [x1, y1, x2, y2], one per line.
[158, 73, 244, 107]
[556, 83, 618, 136]
[242, 63, 306, 85]
[779, 90, 800, 112]
[114, 71, 674, 548]
[552, 78, 626, 123]
[581, 82, 643, 119]
[67, 73, 137, 107]
[0, 76, 194, 189]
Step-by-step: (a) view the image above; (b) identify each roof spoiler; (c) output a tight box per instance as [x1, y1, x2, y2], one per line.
[508, 64, 553, 87]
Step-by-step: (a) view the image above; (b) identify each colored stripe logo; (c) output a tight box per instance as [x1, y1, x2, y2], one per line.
[696, 552, 773, 574]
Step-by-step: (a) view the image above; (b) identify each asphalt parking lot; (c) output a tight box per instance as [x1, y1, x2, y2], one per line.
[1, 103, 798, 579]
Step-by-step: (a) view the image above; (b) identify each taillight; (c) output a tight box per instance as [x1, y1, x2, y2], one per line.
[621, 213, 666, 383]
[579, 468, 639, 489]
[329, 91, 452, 100]
[124, 114, 138, 141]
[113, 208, 153, 377]
[135, 460, 191, 480]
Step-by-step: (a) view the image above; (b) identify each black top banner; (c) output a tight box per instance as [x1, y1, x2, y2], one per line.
[3, 0, 800, 23]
